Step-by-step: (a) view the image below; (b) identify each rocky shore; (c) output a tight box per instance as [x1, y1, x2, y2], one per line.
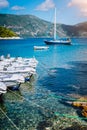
[0, 37, 21, 39]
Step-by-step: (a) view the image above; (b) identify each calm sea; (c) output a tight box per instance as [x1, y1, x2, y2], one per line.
[0, 38, 87, 130]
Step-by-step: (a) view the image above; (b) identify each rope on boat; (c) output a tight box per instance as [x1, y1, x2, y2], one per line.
[0, 107, 19, 130]
[7, 88, 87, 121]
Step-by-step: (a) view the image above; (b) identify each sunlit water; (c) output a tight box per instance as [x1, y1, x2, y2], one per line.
[0, 38, 87, 130]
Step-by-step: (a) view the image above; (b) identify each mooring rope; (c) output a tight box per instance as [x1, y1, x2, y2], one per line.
[50, 93, 87, 102]
[0, 107, 19, 130]
[0, 60, 87, 128]
[38, 62, 49, 72]
[7, 88, 50, 112]
[38, 61, 57, 79]
[49, 93, 77, 101]
[54, 112, 87, 120]
[38, 62, 87, 102]
[7, 88, 87, 121]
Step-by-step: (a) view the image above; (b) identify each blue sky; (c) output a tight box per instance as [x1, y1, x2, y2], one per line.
[0, 0, 87, 25]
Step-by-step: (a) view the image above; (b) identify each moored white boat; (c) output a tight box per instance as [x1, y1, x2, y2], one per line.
[0, 67, 36, 75]
[0, 74, 25, 83]
[34, 46, 49, 50]
[0, 56, 38, 91]
[0, 82, 7, 95]
[4, 81, 21, 90]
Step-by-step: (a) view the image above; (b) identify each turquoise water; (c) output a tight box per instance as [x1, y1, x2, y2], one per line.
[0, 38, 87, 129]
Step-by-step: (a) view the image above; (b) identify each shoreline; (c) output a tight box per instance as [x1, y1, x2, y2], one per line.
[0, 37, 21, 39]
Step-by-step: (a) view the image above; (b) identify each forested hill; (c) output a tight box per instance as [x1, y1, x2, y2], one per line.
[0, 14, 87, 38]
[0, 26, 17, 38]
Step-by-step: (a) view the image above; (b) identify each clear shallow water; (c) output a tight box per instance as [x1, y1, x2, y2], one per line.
[0, 38, 87, 129]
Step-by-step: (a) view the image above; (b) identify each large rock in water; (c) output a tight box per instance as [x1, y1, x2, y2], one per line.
[82, 106, 87, 117]
[72, 97, 87, 118]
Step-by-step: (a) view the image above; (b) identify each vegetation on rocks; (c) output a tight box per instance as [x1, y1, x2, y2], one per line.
[0, 26, 17, 37]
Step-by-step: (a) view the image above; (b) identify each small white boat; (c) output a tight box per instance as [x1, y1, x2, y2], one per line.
[0, 56, 38, 90]
[0, 74, 25, 83]
[34, 46, 49, 50]
[0, 74, 23, 91]
[4, 81, 21, 90]
[0, 82, 7, 95]
[0, 55, 5, 61]
[0, 67, 36, 75]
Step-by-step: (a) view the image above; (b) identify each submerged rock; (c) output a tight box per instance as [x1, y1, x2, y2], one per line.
[72, 97, 87, 118]
[82, 106, 87, 118]
[37, 120, 53, 130]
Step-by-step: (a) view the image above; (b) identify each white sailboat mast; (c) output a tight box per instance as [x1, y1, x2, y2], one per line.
[54, 7, 56, 40]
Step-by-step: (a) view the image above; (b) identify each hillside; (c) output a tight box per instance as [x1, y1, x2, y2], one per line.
[62, 22, 87, 37]
[0, 26, 17, 38]
[0, 14, 87, 38]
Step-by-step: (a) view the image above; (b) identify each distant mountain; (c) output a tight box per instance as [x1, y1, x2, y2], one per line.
[0, 14, 87, 38]
[0, 26, 17, 38]
[61, 22, 87, 37]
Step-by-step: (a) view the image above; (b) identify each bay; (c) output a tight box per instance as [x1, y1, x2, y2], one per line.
[0, 38, 87, 130]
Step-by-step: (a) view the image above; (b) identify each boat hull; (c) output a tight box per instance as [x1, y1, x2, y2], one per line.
[34, 46, 49, 50]
[44, 40, 71, 45]
[5, 82, 21, 90]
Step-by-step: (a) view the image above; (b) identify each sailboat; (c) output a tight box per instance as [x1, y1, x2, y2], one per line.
[44, 8, 71, 45]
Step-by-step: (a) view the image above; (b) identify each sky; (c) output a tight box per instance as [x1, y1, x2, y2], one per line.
[0, 0, 87, 25]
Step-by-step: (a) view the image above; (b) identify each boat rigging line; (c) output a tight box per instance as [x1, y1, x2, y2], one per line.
[3, 88, 87, 121]
[0, 107, 19, 130]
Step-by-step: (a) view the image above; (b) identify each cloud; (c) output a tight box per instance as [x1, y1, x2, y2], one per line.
[36, 0, 55, 11]
[68, 0, 87, 17]
[0, 0, 9, 9]
[11, 5, 25, 11]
